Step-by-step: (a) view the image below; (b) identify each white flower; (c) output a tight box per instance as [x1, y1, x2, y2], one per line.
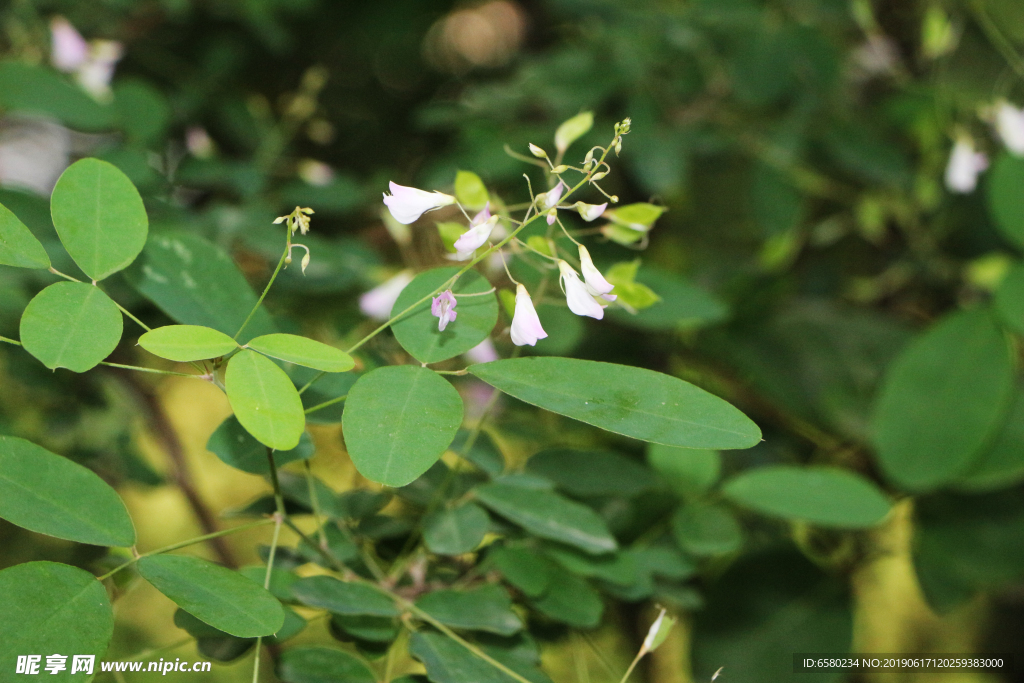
[453, 215, 499, 260]
[945, 138, 988, 194]
[359, 270, 413, 321]
[578, 245, 616, 301]
[382, 181, 455, 224]
[558, 260, 606, 320]
[574, 201, 607, 222]
[510, 284, 548, 346]
[538, 181, 565, 211]
[75, 40, 122, 100]
[50, 17, 88, 72]
[995, 101, 1024, 156]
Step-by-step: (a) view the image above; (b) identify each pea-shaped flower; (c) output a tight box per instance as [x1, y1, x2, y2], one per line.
[578, 245, 616, 301]
[431, 289, 458, 331]
[944, 138, 988, 194]
[574, 201, 607, 222]
[510, 284, 548, 346]
[454, 214, 499, 261]
[995, 101, 1024, 156]
[383, 182, 456, 224]
[558, 260, 606, 320]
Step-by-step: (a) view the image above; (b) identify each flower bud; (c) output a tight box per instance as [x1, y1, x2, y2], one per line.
[551, 165, 569, 174]
[591, 171, 608, 181]
[529, 143, 548, 159]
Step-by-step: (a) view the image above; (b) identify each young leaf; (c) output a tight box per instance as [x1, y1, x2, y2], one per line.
[602, 203, 666, 231]
[423, 503, 490, 555]
[391, 267, 498, 364]
[137, 555, 285, 638]
[343, 365, 463, 487]
[604, 260, 661, 311]
[437, 221, 466, 253]
[124, 232, 277, 343]
[469, 358, 761, 450]
[0, 201, 50, 269]
[206, 416, 314, 475]
[722, 465, 892, 528]
[672, 503, 742, 556]
[0, 562, 114, 672]
[50, 158, 149, 281]
[20, 281, 123, 372]
[986, 152, 1024, 249]
[277, 647, 376, 683]
[225, 349, 306, 451]
[246, 333, 354, 373]
[138, 324, 239, 362]
[554, 111, 594, 154]
[454, 170, 490, 211]
[0, 436, 136, 547]
[416, 585, 524, 635]
[291, 576, 399, 617]
[872, 308, 1013, 491]
[474, 482, 617, 555]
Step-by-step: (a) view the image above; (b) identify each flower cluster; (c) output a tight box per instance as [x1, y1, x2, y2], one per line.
[50, 17, 122, 101]
[945, 100, 1024, 194]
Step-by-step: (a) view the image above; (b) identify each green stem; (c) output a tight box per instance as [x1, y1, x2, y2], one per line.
[619, 650, 644, 683]
[100, 361, 200, 378]
[251, 450, 288, 683]
[0, 335, 21, 346]
[235, 246, 289, 341]
[113, 301, 152, 333]
[304, 394, 347, 414]
[96, 518, 274, 581]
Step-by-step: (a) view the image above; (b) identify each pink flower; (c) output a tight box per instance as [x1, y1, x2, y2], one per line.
[465, 339, 499, 363]
[558, 260, 606, 320]
[578, 245, 616, 301]
[359, 271, 412, 321]
[510, 284, 548, 346]
[453, 215, 499, 260]
[945, 138, 988, 194]
[383, 181, 455, 224]
[574, 201, 607, 222]
[50, 17, 88, 72]
[431, 289, 458, 331]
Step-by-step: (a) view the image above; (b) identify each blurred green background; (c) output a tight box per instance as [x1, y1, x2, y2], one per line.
[2, 0, 1024, 681]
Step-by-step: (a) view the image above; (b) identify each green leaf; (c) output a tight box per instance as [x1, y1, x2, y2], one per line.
[601, 223, 645, 246]
[330, 613, 399, 643]
[291, 576, 399, 617]
[488, 546, 556, 597]
[437, 221, 465, 253]
[207, 416, 314, 475]
[603, 203, 666, 231]
[647, 444, 721, 496]
[526, 448, 657, 497]
[247, 333, 354, 373]
[454, 170, 490, 211]
[604, 260, 661, 311]
[20, 281, 123, 372]
[410, 631, 528, 683]
[277, 647, 375, 683]
[138, 324, 239, 362]
[343, 365, 463, 487]
[124, 232, 276, 344]
[469, 358, 760, 450]
[672, 503, 743, 556]
[986, 152, 1024, 248]
[474, 482, 617, 554]
[994, 262, 1024, 335]
[607, 267, 728, 332]
[0, 562, 114, 677]
[554, 111, 594, 154]
[50, 158, 148, 281]
[0, 61, 115, 130]
[722, 465, 892, 528]
[225, 349, 306, 451]
[392, 267, 498, 364]
[544, 544, 638, 586]
[0, 436, 135, 546]
[957, 385, 1024, 491]
[530, 571, 604, 628]
[872, 308, 1014, 491]
[416, 585, 523, 635]
[137, 555, 284, 638]
[423, 503, 490, 555]
[0, 201, 50, 269]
